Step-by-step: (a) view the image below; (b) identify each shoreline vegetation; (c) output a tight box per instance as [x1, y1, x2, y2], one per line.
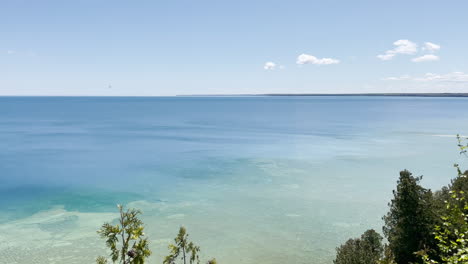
[176, 93, 468, 97]
[96, 135, 468, 264]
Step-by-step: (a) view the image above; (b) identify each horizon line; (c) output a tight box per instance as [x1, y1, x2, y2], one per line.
[1, 92, 468, 98]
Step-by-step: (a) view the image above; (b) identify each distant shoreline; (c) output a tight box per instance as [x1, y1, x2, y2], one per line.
[1, 93, 468, 98]
[176, 93, 468, 97]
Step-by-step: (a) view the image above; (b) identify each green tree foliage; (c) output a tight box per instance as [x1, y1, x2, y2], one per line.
[96, 205, 151, 264]
[417, 135, 468, 263]
[432, 136, 468, 235]
[433, 169, 468, 218]
[452, 134, 468, 195]
[419, 190, 468, 263]
[164, 226, 201, 264]
[164, 226, 216, 264]
[377, 245, 397, 264]
[334, 229, 384, 264]
[457, 134, 468, 156]
[96, 256, 109, 264]
[383, 170, 438, 264]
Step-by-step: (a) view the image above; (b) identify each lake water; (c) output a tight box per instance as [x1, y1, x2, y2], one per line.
[0, 96, 467, 264]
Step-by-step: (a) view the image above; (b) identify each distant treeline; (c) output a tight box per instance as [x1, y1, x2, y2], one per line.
[177, 93, 468, 97]
[263, 93, 468, 97]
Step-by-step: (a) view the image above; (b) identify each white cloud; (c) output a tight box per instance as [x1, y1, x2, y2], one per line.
[378, 40, 443, 62]
[5, 50, 37, 57]
[377, 54, 395, 61]
[411, 54, 439, 62]
[414, 72, 468, 82]
[422, 42, 440, 53]
[392, 39, 418, 54]
[383, 72, 468, 82]
[263, 62, 276, 70]
[296, 54, 340, 65]
[382, 75, 411, 81]
[377, 39, 418, 60]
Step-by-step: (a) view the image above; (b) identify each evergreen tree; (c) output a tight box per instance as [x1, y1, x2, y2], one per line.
[334, 229, 384, 264]
[96, 205, 151, 264]
[377, 245, 397, 264]
[433, 169, 468, 215]
[164, 226, 201, 264]
[382, 170, 437, 264]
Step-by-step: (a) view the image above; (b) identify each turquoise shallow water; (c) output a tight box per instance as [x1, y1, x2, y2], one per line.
[0, 96, 468, 263]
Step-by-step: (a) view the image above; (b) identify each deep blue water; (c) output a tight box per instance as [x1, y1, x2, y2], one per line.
[0, 96, 467, 264]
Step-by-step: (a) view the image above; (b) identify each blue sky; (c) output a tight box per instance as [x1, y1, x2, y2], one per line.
[2, 0, 468, 95]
